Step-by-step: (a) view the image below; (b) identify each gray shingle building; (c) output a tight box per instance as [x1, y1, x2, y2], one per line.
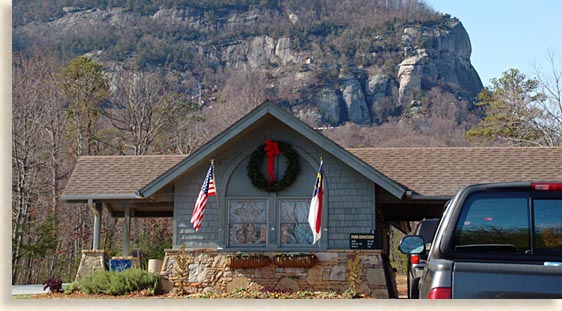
[61, 100, 562, 297]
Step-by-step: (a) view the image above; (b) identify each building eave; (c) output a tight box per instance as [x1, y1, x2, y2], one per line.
[61, 193, 144, 203]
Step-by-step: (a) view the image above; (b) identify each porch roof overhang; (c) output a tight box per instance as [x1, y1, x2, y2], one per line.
[379, 191, 451, 222]
[60, 195, 176, 218]
[60, 154, 186, 217]
[352, 146, 562, 223]
[349, 146, 562, 197]
[61, 194, 143, 201]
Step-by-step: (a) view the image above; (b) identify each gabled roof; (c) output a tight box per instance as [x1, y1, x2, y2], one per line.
[349, 147, 562, 197]
[61, 155, 186, 201]
[60, 101, 562, 203]
[138, 100, 408, 199]
[60, 146, 562, 202]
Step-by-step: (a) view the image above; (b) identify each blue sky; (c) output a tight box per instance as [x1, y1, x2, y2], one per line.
[425, 0, 562, 86]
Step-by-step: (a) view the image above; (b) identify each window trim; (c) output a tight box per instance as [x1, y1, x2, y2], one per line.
[226, 198, 269, 248]
[532, 198, 562, 256]
[278, 197, 317, 248]
[224, 196, 321, 251]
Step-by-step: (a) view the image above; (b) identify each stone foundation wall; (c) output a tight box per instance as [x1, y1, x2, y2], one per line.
[160, 249, 390, 298]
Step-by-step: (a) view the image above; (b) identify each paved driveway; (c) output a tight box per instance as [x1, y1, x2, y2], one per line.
[12, 284, 70, 296]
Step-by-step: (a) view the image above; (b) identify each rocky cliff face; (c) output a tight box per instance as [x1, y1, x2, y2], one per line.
[212, 17, 482, 126]
[398, 20, 482, 104]
[14, 3, 483, 127]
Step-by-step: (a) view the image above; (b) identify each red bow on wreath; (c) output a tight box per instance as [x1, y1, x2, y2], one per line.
[264, 139, 280, 185]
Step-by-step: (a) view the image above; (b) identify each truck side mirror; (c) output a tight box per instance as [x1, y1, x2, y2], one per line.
[399, 235, 425, 254]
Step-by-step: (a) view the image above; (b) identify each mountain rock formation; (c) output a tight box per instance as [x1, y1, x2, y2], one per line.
[13, 1, 483, 127]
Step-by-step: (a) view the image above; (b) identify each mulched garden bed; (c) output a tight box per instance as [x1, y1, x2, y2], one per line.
[26, 289, 351, 299]
[19, 274, 408, 299]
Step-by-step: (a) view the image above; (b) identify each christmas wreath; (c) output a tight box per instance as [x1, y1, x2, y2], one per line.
[247, 140, 300, 192]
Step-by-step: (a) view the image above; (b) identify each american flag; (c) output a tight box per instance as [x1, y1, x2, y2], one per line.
[191, 163, 216, 231]
[308, 159, 324, 244]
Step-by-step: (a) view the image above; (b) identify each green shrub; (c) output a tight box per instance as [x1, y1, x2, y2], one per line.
[65, 268, 159, 296]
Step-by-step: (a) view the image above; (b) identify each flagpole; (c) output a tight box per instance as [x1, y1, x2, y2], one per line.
[210, 159, 222, 232]
[309, 157, 324, 245]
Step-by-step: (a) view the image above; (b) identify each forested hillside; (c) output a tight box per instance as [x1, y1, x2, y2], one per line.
[12, 0, 561, 285]
[14, 0, 484, 128]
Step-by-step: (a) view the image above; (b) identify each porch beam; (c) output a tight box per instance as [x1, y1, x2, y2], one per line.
[111, 210, 173, 218]
[88, 199, 102, 250]
[124, 206, 131, 257]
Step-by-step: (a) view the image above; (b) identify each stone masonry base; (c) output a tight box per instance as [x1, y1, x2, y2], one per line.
[160, 249, 390, 298]
[75, 250, 108, 281]
[75, 250, 141, 281]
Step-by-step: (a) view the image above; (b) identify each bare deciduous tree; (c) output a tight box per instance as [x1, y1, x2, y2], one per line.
[104, 70, 191, 155]
[12, 53, 49, 283]
[196, 67, 271, 143]
[533, 51, 562, 146]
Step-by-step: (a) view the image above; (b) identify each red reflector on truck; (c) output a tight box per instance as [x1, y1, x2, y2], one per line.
[532, 182, 562, 191]
[411, 254, 420, 264]
[428, 287, 452, 299]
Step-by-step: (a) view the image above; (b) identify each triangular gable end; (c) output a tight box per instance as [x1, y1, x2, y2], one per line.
[139, 100, 408, 199]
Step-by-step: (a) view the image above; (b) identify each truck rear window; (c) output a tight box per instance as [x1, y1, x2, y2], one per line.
[453, 192, 562, 256]
[534, 199, 562, 253]
[453, 192, 530, 254]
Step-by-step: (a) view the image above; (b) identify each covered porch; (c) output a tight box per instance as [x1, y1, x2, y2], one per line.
[65, 200, 175, 279]
[60, 155, 186, 278]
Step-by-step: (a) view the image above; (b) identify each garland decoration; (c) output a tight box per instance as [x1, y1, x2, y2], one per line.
[247, 140, 300, 192]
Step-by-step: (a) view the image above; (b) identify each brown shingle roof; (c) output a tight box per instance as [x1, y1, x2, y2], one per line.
[348, 147, 562, 197]
[62, 155, 187, 199]
[62, 147, 562, 200]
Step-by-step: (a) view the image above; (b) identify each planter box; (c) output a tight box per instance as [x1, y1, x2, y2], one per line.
[273, 254, 318, 268]
[226, 255, 271, 268]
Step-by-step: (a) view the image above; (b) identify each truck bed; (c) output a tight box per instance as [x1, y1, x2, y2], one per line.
[452, 261, 562, 298]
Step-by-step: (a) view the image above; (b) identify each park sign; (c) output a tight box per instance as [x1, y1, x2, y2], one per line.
[350, 233, 376, 249]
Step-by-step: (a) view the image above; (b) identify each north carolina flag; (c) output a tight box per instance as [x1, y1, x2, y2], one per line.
[308, 159, 324, 244]
[191, 163, 216, 231]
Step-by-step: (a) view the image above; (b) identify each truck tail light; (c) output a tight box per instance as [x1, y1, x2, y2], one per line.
[428, 287, 452, 299]
[411, 254, 420, 264]
[532, 182, 562, 191]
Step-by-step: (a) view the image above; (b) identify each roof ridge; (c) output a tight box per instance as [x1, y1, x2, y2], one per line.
[347, 146, 562, 150]
[79, 154, 188, 159]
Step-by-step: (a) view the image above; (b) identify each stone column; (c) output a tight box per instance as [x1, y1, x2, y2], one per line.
[124, 206, 130, 257]
[75, 250, 107, 280]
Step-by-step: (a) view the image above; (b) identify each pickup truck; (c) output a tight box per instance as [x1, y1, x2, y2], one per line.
[399, 181, 562, 299]
[406, 218, 440, 299]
